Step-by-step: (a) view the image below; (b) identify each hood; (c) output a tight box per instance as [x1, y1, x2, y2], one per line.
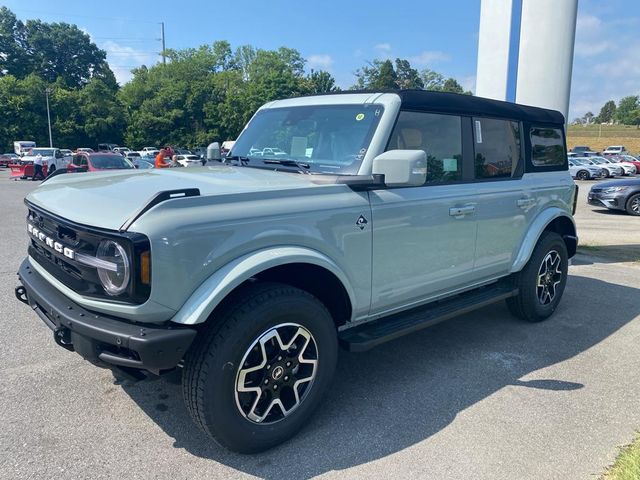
[591, 178, 640, 189]
[26, 165, 329, 231]
[22, 154, 54, 161]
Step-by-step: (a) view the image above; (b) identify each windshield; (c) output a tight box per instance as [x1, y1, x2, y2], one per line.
[91, 155, 134, 169]
[231, 104, 384, 175]
[31, 148, 55, 156]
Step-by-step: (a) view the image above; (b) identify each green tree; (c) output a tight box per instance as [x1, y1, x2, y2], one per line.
[0, 7, 115, 89]
[421, 68, 445, 90]
[353, 59, 399, 90]
[441, 78, 465, 94]
[596, 100, 616, 123]
[582, 111, 595, 125]
[307, 70, 339, 94]
[615, 96, 640, 125]
[395, 59, 423, 89]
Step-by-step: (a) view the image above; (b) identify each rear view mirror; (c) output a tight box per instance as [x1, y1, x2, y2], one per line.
[372, 150, 427, 187]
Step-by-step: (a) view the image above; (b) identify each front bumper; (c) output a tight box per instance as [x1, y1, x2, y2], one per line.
[16, 258, 196, 374]
[587, 192, 625, 211]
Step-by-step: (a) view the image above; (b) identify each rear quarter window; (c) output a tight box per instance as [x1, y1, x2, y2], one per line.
[530, 127, 565, 167]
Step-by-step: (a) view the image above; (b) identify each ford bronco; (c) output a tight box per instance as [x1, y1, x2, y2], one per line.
[15, 91, 577, 452]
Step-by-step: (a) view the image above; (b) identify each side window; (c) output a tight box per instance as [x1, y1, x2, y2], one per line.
[387, 111, 463, 184]
[473, 118, 521, 179]
[72, 154, 81, 165]
[530, 127, 565, 167]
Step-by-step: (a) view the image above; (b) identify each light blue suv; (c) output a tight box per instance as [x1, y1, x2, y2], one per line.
[16, 91, 577, 452]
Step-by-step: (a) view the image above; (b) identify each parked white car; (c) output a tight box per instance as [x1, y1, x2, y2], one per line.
[602, 145, 627, 155]
[21, 147, 71, 173]
[574, 156, 621, 178]
[591, 156, 636, 176]
[176, 154, 203, 167]
[568, 159, 604, 180]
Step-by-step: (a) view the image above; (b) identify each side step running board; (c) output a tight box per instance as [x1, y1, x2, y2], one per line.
[339, 281, 518, 352]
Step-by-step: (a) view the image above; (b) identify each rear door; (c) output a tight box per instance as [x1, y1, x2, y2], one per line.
[467, 117, 535, 280]
[370, 111, 478, 315]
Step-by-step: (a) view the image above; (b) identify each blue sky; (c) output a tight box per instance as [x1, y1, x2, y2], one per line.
[4, 0, 640, 119]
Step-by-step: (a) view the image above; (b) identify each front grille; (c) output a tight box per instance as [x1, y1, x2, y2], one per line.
[27, 207, 106, 297]
[25, 203, 151, 304]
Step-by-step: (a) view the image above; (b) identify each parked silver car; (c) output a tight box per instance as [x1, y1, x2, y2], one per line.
[568, 158, 604, 180]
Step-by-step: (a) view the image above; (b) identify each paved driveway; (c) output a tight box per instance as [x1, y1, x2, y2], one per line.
[1, 170, 640, 479]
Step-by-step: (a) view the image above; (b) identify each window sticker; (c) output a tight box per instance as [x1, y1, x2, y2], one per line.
[442, 158, 458, 172]
[475, 120, 483, 143]
[290, 136, 308, 157]
[355, 113, 365, 121]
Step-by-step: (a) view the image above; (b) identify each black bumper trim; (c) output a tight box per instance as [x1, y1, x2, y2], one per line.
[17, 258, 197, 372]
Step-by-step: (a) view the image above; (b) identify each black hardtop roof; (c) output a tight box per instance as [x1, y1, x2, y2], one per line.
[398, 90, 565, 125]
[305, 89, 566, 126]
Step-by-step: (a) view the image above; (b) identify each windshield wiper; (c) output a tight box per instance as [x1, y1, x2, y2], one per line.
[262, 158, 311, 173]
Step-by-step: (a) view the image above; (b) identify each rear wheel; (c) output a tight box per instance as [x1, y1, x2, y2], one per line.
[182, 282, 338, 453]
[576, 170, 589, 180]
[507, 232, 568, 322]
[626, 193, 640, 216]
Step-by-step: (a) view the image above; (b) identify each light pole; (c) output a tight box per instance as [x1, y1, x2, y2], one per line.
[45, 88, 53, 147]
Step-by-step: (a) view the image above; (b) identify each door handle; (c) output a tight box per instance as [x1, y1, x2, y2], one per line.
[517, 198, 536, 209]
[449, 205, 476, 217]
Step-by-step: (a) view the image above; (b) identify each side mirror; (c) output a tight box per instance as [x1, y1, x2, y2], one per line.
[372, 150, 427, 187]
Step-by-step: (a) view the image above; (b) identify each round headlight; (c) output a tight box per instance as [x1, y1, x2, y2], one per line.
[96, 240, 130, 296]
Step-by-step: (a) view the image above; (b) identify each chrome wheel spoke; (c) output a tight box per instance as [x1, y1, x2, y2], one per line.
[235, 323, 318, 425]
[537, 250, 562, 306]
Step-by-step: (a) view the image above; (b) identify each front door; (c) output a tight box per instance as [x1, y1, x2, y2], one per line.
[369, 111, 478, 316]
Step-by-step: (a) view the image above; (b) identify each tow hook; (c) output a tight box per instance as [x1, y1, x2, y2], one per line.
[54, 327, 75, 352]
[14, 285, 28, 305]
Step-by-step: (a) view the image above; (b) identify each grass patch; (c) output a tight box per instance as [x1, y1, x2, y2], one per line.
[602, 435, 640, 480]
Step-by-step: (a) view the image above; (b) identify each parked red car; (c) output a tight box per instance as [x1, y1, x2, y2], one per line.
[617, 155, 640, 173]
[67, 152, 135, 172]
[0, 153, 19, 167]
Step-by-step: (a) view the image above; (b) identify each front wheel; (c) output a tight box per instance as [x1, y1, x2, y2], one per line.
[507, 232, 568, 322]
[576, 170, 589, 180]
[182, 282, 338, 453]
[626, 193, 640, 216]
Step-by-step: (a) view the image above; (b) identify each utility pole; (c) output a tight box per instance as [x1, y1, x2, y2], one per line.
[45, 88, 53, 147]
[160, 22, 166, 65]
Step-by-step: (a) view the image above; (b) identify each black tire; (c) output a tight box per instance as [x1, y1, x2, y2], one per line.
[602, 169, 611, 178]
[48, 164, 56, 175]
[506, 232, 568, 322]
[576, 170, 589, 180]
[626, 193, 640, 216]
[182, 282, 338, 453]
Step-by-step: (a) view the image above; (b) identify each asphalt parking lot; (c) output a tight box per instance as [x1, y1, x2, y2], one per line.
[1, 169, 640, 480]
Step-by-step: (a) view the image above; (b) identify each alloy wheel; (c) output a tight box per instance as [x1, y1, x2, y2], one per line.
[536, 250, 562, 305]
[235, 323, 318, 424]
[631, 196, 640, 214]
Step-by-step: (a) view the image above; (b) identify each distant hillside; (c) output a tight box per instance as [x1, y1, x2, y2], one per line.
[567, 125, 640, 154]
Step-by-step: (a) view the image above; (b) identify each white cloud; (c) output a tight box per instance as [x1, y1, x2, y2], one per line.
[408, 50, 450, 66]
[307, 54, 334, 71]
[374, 43, 391, 52]
[102, 40, 158, 84]
[460, 75, 476, 94]
[569, 12, 640, 118]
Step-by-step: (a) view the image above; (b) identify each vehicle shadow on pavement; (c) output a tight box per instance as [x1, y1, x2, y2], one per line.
[120, 273, 638, 479]
[574, 245, 640, 266]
